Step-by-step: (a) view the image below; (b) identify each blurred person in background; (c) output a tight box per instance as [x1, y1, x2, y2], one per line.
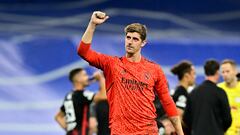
[154, 94, 176, 135]
[171, 60, 196, 135]
[218, 59, 240, 135]
[89, 103, 98, 135]
[184, 59, 232, 135]
[171, 60, 196, 118]
[55, 68, 107, 135]
[95, 99, 110, 135]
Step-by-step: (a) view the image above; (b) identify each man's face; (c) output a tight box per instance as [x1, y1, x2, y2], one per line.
[187, 66, 196, 86]
[125, 32, 146, 54]
[221, 63, 237, 83]
[74, 70, 89, 87]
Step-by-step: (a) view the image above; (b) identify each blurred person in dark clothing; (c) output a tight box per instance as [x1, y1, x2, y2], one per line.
[171, 60, 196, 135]
[55, 68, 107, 135]
[171, 61, 196, 118]
[95, 100, 110, 135]
[154, 93, 174, 135]
[184, 60, 232, 135]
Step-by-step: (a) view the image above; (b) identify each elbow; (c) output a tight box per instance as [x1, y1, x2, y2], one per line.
[55, 113, 61, 122]
[77, 45, 84, 57]
[77, 41, 90, 57]
[54, 114, 59, 121]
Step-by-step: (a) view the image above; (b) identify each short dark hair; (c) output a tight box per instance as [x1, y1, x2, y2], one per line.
[171, 60, 193, 80]
[237, 73, 240, 81]
[124, 23, 147, 41]
[69, 68, 83, 82]
[204, 59, 220, 76]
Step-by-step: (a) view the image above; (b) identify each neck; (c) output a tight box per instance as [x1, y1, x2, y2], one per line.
[206, 76, 218, 84]
[179, 80, 189, 90]
[73, 83, 84, 91]
[126, 51, 141, 62]
[226, 77, 238, 88]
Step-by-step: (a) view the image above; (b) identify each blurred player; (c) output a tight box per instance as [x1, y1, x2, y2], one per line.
[184, 60, 232, 135]
[171, 60, 195, 134]
[77, 11, 183, 135]
[171, 60, 195, 118]
[95, 100, 110, 135]
[218, 59, 240, 135]
[55, 68, 106, 135]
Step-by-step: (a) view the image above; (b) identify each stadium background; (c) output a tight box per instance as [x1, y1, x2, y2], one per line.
[0, 0, 239, 134]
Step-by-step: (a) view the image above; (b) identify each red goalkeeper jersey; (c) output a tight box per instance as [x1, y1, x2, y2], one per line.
[78, 41, 178, 135]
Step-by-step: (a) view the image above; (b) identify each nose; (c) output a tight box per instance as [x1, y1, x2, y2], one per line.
[128, 39, 133, 45]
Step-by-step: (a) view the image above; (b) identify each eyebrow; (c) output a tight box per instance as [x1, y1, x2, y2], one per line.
[126, 36, 140, 40]
[133, 37, 139, 40]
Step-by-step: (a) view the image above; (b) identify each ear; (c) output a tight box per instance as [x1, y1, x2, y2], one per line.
[141, 40, 147, 47]
[185, 73, 190, 79]
[233, 67, 238, 75]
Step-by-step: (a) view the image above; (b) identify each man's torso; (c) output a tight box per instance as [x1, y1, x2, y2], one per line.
[104, 56, 159, 134]
[190, 81, 225, 135]
[61, 90, 94, 135]
[218, 82, 240, 135]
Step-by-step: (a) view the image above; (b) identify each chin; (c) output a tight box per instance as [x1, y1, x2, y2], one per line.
[84, 83, 90, 87]
[126, 50, 135, 54]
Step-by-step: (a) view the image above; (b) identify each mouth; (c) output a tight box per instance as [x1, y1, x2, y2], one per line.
[127, 46, 134, 50]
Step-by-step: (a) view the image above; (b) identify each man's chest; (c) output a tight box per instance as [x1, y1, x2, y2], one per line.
[226, 89, 240, 106]
[111, 62, 156, 91]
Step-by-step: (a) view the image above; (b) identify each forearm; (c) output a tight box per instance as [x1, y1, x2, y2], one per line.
[169, 116, 184, 135]
[82, 22, 96, 44]
[78, 11, 110, 70]
[96, 77, 107, 101]
[55, 116, 67, 130]
[81, 11, 108, 43]
[93, 72, 107, 102]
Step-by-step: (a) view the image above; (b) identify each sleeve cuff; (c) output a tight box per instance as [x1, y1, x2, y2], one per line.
[81, 41, 91, 46]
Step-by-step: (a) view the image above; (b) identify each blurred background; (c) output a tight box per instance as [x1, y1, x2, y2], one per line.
[0, 0, 239, 135]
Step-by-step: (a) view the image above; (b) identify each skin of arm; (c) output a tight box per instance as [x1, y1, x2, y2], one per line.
[55, 110, 67, 130]
[169, 116, 184, 135]
[93, 72, 107, 102]
[177, 108, 184, 119]
[81, 11, 109, 44]
[89, 116, 98, 134]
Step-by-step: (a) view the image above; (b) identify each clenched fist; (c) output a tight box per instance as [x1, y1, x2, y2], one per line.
[92, 71, 104, 81]
[90, 11, 109, 25]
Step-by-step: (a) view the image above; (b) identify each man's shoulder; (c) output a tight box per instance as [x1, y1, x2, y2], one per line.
[190, 84, 204, 95]
[143, 57, 161, 68]
[64, 91, 75, 100]
[175, 86, 188, 95]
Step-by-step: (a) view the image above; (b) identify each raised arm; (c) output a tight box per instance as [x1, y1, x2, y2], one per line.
[155, 66, 184, 135]
[81, 11, 109, 44]
[78, 11, 112, 70]
[92, 71, 107, 102]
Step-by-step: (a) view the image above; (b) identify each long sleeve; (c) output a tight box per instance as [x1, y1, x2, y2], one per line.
[77, 41, 113, 70]
[154, 66, 178, 117]
[219, 89, 232, 131]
